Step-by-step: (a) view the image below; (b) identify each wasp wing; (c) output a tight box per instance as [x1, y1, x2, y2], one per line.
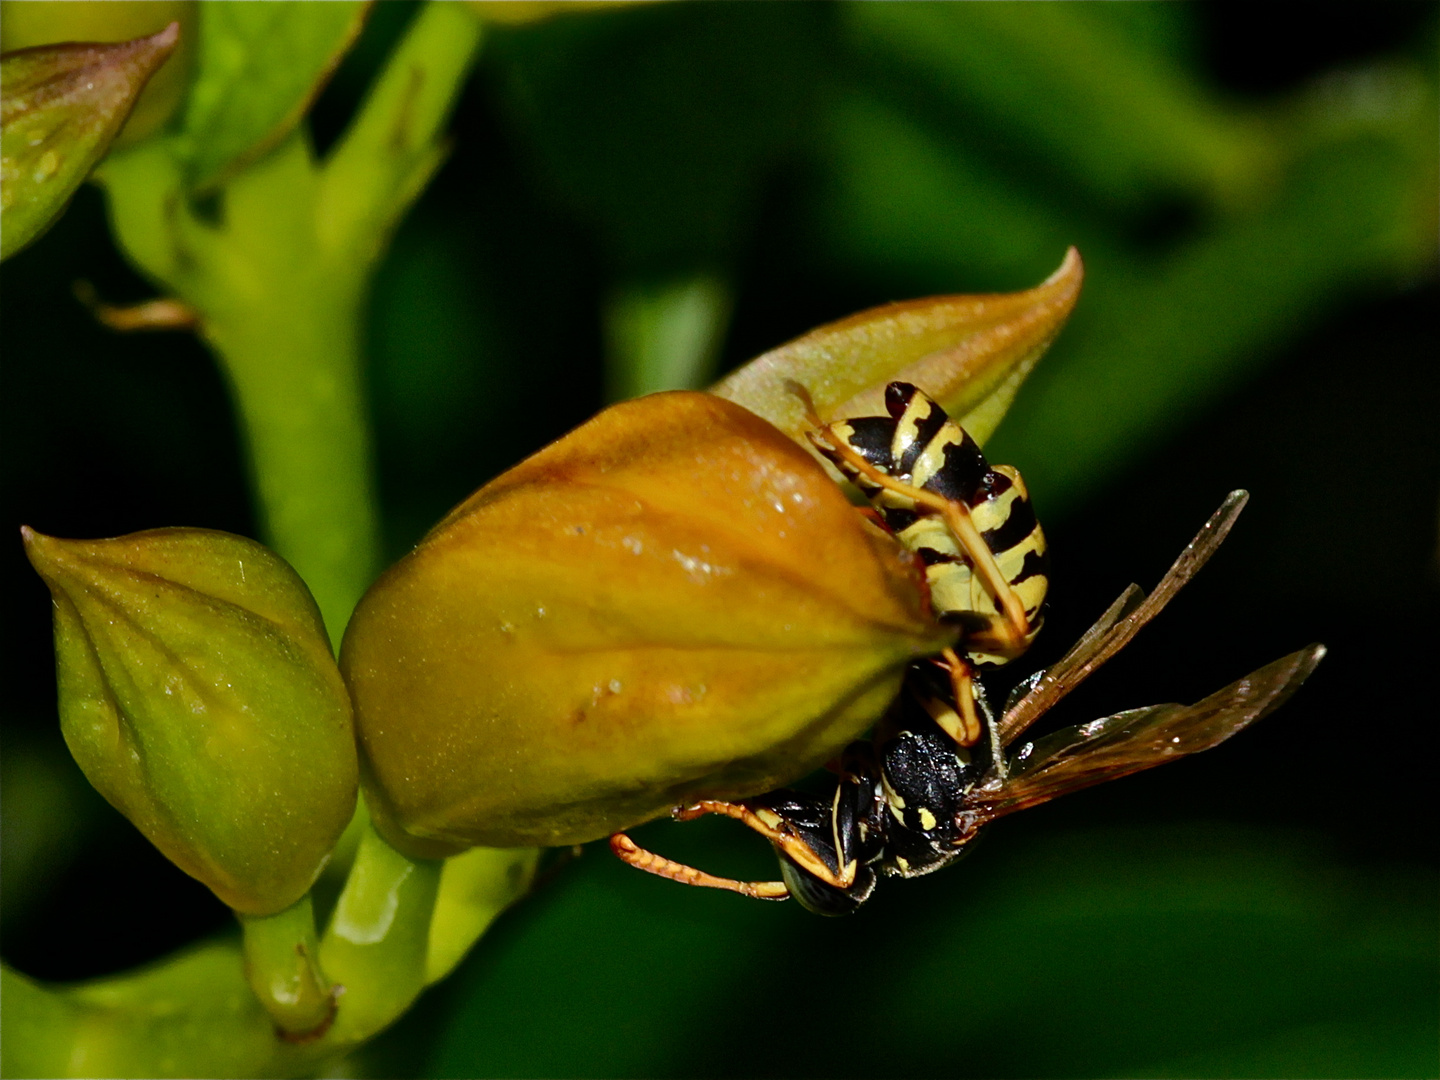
[1001, 583, 1145, 717]
[998, 490, 1250, 746]
[970, 644, 1324, 822]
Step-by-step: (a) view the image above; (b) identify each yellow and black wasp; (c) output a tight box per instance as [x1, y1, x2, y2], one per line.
[806, 381, 1048, 748]
[611, 387, 1324, 914]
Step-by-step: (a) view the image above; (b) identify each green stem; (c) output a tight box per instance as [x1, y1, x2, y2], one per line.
[238, 895, 336, 1038]
[319, 822, 443, 1045]
[0, 828, 537, 1079]
[426, 845, 541, 984]
[0, 6, 526, 1076]
[97, 0, 484, 643]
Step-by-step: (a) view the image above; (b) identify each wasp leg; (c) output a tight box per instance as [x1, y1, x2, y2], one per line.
[920, 647, 984, 748]
[673, 799, 859, 890]
[812, 430, 1030, 648]
[608, 833, 789, 900]
[856, 506, 890, 532]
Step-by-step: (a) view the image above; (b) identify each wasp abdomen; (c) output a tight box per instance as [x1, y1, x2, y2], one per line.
[813, 383, 1049, 650]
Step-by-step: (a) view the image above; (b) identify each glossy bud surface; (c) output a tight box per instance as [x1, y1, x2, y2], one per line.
[343, 391, 952, 854]
[24, 527, 357, 915]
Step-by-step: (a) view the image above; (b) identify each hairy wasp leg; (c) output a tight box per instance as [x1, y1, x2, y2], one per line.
[609, 833, 789, 900]
[811, 429, 1031, 649]
[923, 647, 984, 747]
[673, 799, 859, 890]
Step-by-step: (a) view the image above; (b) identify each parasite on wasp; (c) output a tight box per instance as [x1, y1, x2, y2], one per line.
[611, 488, 1325, 915]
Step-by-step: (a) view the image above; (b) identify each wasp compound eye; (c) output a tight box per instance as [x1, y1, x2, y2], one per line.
[780, 856, 876, 917]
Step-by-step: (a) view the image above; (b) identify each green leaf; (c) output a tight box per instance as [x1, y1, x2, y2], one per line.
[0, 24, 179, 260]
[176, 0, 368, 191]
[429, 825, 1438, 1078]
[845, 3, 1272, 213]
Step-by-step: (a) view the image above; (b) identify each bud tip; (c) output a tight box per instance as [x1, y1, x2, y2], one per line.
[153, 22, 182, 50]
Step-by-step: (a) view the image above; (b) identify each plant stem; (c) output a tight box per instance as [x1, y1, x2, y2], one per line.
[0, 6, 526, 1076]
[318, 822, 444, 1045]
[238, 895, 336, 1038]
[98, 0, 484, 643]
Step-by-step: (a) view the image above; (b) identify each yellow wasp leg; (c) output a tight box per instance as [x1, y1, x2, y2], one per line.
[812, 430, 1031, 649]
[673, 800, 859, 890]
[924, 647, 984, 748]
[609, 834, 790, 900]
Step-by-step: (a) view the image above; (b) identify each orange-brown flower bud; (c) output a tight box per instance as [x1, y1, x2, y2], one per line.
[343, 392, 953, 856]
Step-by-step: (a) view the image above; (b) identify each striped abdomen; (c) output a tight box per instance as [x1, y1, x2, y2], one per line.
[813, 382, 1048, 666]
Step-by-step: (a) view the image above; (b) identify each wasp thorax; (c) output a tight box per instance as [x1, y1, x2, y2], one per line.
[342, 391, 956, 856]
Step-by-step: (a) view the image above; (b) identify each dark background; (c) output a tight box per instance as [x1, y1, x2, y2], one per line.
[3, 3, 1436, 1077]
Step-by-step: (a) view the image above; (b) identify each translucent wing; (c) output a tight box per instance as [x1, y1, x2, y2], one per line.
[967, 645, 1325, 823]
[998, 490, 1250, 746]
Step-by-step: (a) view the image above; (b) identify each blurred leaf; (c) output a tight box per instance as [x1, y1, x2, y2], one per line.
[0, 25, 178, 260]
[176, 0, 367, 191]
[990, 100, 1439, 518]
[0, 964, 85, 1080]
[816, 91, 1093, 292]
[466, 1, 653, 26]
[813, 68, 1436, 520]
[430, 825, 1437, 1078]
[846, 3, 1275, 213]
[0, 736, 95, 925]
[604, 273, 731, 400]
[492, 2, 827, 272]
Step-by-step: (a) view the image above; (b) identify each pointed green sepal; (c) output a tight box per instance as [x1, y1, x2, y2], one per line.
[22, 526, 357, 915]
[0, 23, 179, 260]
[711, 246, 1083, 447]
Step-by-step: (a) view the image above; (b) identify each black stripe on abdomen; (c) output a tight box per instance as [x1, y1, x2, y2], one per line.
[888, 387, 949, 476]
[1011, 546, 1049, 585]
[841, 417, 899, 470]
[981, 498, 1038, 554]
[923, 433, 988, 505]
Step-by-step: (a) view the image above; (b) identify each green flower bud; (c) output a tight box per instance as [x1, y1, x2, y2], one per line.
[0, 1, 196, 146]
[344, 391, 954, 856]
[23, 527, 357, 915]
[0, 24, 179, 260]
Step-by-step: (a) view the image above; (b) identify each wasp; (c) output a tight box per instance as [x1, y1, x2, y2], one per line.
[806, 381, 1048, 748]
[611, 474, 1324, 912]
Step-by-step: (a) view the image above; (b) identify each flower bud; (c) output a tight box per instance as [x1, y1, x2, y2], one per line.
[343, 391, 953, 856]
[0, 23, 181, 259]
[23, 526, 357, 915]
[0, 2, 196, 146]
